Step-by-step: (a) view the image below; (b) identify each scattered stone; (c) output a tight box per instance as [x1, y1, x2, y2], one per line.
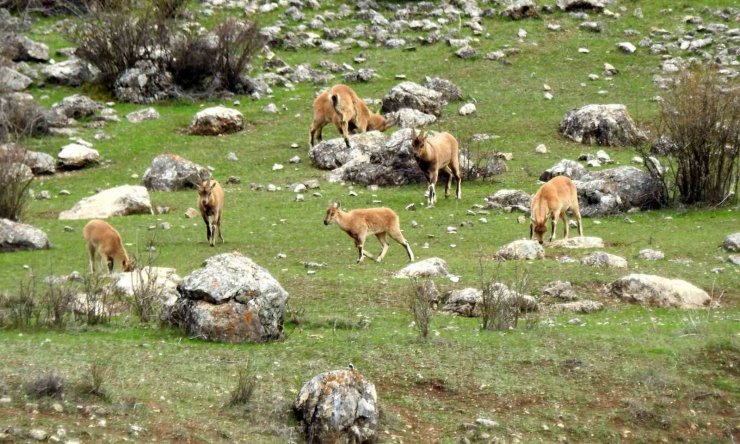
[114, 59, 174, 103]
[381, 81, 444, 117]
[226, 176, 241, 184]
[721, 233, 740, 252]
[28, 429, 48, 441]
[617, 42, 637, 53]
[484, 189, 531, 212]
[581, 251, 628, 268]
[142, 154, 211, 191]
[184, 208, 199, 218]
[639, 249, 664, 260]
[262, 103, 278, 113]
[501, 0, 538, 20]
[559, 104, 647, 146]
[456, 45, 477, 59]
[548, 236, 604, 249]
[188, 106, 244, 136]
[57, 143, 100, 170]
[424, 77, 463, 102]
[550, 300, 604, 314]
[728, 255, 740, 266]
[442, 285, 538, 316]
[540, 159, 588, 181]
[58, 185, 153, 220]
[227, 152, 238, 162]
[394, 257, 449, 278]
[535, 144, 547, 154]
[459, 103, 476, 115]
[496, 240, 545, 260]
[603, 63, 619, 76]
[41, 57, 99, 86]
[609, 274, 710, 309]
[0, 219, 51, 251]
[542, 281, 577, 301]
[126, 108, 160, 123]
[384, 108, 437, 128]
[289, 155, 301, 164]
[0, 66, 32, 92]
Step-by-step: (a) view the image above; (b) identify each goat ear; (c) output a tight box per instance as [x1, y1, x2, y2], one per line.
[419, 129, 427, 139]
[335, 202, 341, 209]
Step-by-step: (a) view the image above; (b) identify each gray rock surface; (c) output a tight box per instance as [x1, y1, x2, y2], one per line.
[168, 253, 288, 342]
[549, 300, 604, 313]
[52, 94, 102, 119]
[57, 143, 100, 169]
[0, 218, 50, 251]
[559, 104, 647, 146]
[542, 281, 578, 301]
[721, 233, 740, 252]
[126, 107, 160, 123]
[539, 159, 588, 182]
[610, 274, 710, 309]
[114, 59, 174, 103]
[639, 249, 664, 260]
[384, 108, 437, 128]
[0, 66, 32, 92]
[443, 284, 538, 317]
[424, 76, 463, 102]
[142, 154, 211, 191]
[7, 35, 49, 62]
[189, 106, 244, 135]
[485, 189, 531, 211]
[381, 81, 444, 117]
[496, 240, 545, 260]
[501, 0, 538, 20]
[294, 369, 378, 444]
[41, 57, 99, 86]
[581, 251, 627, 268]
[394, 257, 449, 278]
[0, 144, 55, 175]
[58, 185, 153, 220]
[574, 166, 664, 216]
[548, 236, 604, 249]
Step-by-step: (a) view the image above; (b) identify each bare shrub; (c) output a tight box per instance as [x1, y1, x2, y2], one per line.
[168, 32, 214, 91]
[0, 276, 37, 328]
[459, 136, 507, 181]
[210, 18, 264, 93]
[77, 362, 111, 401]
[652, 67, 740, 205]
[75, 271, 115, 325]
[128, 242, 165, 324]
[479, 264, 531, 331]
[408, 279, 434, 340]
[0, 97, 49, 143]
[228, 363, 257, 407]
[25, 372, 65, 398]
[40, 277, 76, 329]
[0, 145, 33, 221]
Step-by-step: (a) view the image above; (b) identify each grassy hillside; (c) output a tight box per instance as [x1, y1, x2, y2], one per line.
[1, 0, 738, 442]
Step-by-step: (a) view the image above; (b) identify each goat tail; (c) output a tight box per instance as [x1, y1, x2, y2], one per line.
[331, 93, 340, 113]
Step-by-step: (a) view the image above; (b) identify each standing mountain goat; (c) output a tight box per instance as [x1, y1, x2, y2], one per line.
[324, 202, 415, 264]
[308, 85, 390, 148]
[411, 129, 462, 207]
[198, 179, 224, 247]
[530, 175, 583, 244]
[83, 219, 134, 273]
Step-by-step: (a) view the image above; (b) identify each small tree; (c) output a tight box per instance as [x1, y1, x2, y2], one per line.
[211, 18, 264, 93]
[655, 67, 740, 205]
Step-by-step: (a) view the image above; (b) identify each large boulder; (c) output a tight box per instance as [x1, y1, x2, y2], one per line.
[721, 233, 740, 252]
[559, 104, 647, 147]
[142, 154, 211, 191]
[485, 189, 531, 211]
[381, 81, 444, 117]
[0, 66, 32, 92]
[41, 57, 99, 87]
[496, 240, 544, 260]
[581, 251, 627, 268]
[501, 0, 538, 19]
[7, 35, 49, 62]
[309, 131, 387, 170]
[0, 144, 55, 175]
[52, 94, 102, 119]
[58, 185, 153, 220]
[294, 369, 378, 444]
[114, 59, 174, 103]
[0, 219, 50, 251]
[442, 284, 538, 317]
[57, 143, 100, 170]
[384, 108, 437, 129]
[609, 274, 711, 309]
[167, 253, 288, 343]
[424, 76, 463, 102]
[394, 257, 449, 278]
[189, 106, 244, 136]
[574, 166, 664, 216]
[539, 159, 588, 182]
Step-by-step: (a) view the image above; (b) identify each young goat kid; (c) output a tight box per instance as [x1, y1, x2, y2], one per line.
[308, 84, 388, 148]
[529, 175, 584, 244]
[411, 129, 462, 207]
[83, 219, 134, 273]
[324, 202, 414, 264]
[198, 179, 224, 247]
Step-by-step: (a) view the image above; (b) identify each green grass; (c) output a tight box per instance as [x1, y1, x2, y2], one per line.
[1, 0, 739, 442]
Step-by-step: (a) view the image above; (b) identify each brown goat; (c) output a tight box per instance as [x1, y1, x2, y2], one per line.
[529, 175, 584, 244]
[411, 129, 462, 207]
[83, 219, 134, 273]
[324, 202, 414, 264]
[198, 179, 224, 247]
[308, 84, 389, 148]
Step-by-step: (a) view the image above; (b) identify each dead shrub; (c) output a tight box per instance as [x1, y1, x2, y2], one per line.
[228, 363, 257, 407]
[408, 279, 435, 340]
[479, 263, 531, 331]
[0, 275, 37, 328]
[0, 145, 33, 221]
[75, 271, 115, 325]
[129, 245, 164, 324]
[651, 67, 740, 205]
[459, 136, 507, 181]
[40, 277, 76, 329]
[0, 97, 49, 143]
[210, 18, 264, 93]
[25, 371, 65, 398]
[77, 362, 111, 400]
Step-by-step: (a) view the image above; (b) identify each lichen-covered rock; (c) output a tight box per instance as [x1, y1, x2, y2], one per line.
[394, 257, 449, 278]
[721, 233, 740, 252]
[189, 106, 244, 136]
[168, 253, 288, 342]
[58, 185, 153, 220]
[559, 104, 647, 146]
[142, 154, 211, 191]
[0, 218, 50, 251]
[609, 274, 710, 309]
[294, 369, 378, 444]
[57, 143, 100, 169]
[581, 251, 627, 268]
[485, 189, 531, 211]
[548, 236, 604, 249]
[309, 131, 387, 170]
[496, 240, 544, 260]
[381, 81, 443, 117]
[501, 0, 539, 20]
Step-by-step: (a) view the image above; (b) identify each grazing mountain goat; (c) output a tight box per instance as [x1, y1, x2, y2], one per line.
[324, 202, 414, 264]
[530, 175, 584, 244]
[198, 179, 224, 247]
[83, 219, 134, 273]
[411, 129, 462, 207]
[308, 84, 389, 148]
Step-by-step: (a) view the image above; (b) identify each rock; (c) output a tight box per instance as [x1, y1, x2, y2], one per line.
[609, 274, 711, 309]
[617, 42, 637, 53]
[501, 0, 538, 20]
[262, 103, 278, 113]
[424, 76, 463, 102]
[167, 253, 288, 342]
[728, 255, 740, 266]
[603, 63, 619, 76]
[456, 45, 477, 59]
[581, 251, 627, 268]
[639, 249, 664, 260]
[0, 66, 32, 92]
[485, 189, 531, 211]
[549, 300, 604, 313]
[28, 429, 48, 441]
[542, 281, 577, 301]
[126, 107, 160, 123]
[548, 236, 604, 249]
[384, 108, 437, 128]
[184, 208, 199, 218]
[227, 152, 238, 162]
[580, 21, 602, 32]
[52, 94, 102, 119]
[557, 0, 606, 12]
[114, 59, 174, 103]
[721, 233, 740, 252]
[41, 57, 99, 87]
[114, 267, 181, 300]
[459, 103, 476, 115]
[496, 240, 545, 260]
[8, 35, 49, 62]
[539, 159, 588, 182]
[0, 219, 51, 251]
[535, 144, 547, 154]
[381, 81, 444, 117]
[344, 68, 376, 82]
[58, 185, 153, 220]
[574, 166, 664, 216]
[0, 144, 55, 175]
[57, 143, 100, 169]
[394, 257, 449, 278]
[189, 106, 244, 136]
[559, 104, 647, 146]
[141, 154, 211, 191]
[442, 284, 538, 316]
[294, 369, 378, 444]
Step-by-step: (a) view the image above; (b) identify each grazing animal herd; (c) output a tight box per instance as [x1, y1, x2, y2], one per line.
[85, 83, 584, 269]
